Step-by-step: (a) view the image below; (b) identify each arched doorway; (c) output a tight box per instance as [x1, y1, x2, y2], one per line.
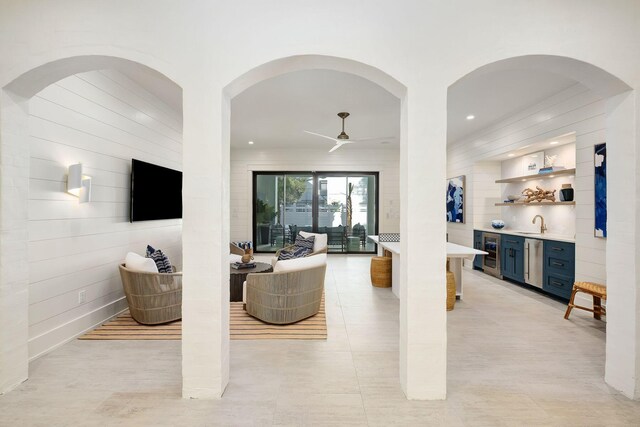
[445, 54, 638, 398]
[181, 54, 449, 400]
[0, 55, 183, 393]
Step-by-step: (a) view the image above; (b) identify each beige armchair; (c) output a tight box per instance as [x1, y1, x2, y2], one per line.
[245, 254, 327, 324]
[118, 264, 182, 325]
[272, 231, 328, 267]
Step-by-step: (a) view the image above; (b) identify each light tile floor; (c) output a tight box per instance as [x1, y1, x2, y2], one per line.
[1, 255, 639, 426]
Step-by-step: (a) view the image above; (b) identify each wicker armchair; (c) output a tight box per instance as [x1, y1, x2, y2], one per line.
[118, 263, 182, 325]
[245, 264, 326, 324]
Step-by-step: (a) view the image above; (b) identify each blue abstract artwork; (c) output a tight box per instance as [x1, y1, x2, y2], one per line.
[446, 175, 465, 223]
[594, 143, 607, 238]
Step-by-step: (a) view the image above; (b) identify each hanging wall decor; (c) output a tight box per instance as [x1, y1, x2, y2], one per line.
[594, 143, 607, 238]
[446, 175, 465, 223]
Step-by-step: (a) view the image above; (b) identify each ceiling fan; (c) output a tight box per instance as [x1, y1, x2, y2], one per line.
[304, 112, 393, 153]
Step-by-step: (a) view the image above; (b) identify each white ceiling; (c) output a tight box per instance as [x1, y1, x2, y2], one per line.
[230, 70, 401, 150]
[447, 68, 577, 143]
[112, 64, 581, 151]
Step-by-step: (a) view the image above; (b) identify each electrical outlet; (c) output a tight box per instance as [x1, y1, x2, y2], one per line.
[78, 290, 87, 304]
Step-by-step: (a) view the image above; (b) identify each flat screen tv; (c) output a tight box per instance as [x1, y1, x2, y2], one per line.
[130, 159, 182, 222]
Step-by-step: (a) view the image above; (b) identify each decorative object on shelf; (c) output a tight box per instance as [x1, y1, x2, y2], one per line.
[539, 154, 567, 174]
[559, 183, 574, 202]
[522, 186, 557, 203]
[594, 143, 607, 238]
[491, 220, 505, 229]
[522, 151, 544, 176]
[545, 154, 558, 167]
[446, 175, 465, 223]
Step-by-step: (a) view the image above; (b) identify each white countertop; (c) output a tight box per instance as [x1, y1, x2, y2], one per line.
[475, 227, 575, 243]
[368, 236, 487, 258]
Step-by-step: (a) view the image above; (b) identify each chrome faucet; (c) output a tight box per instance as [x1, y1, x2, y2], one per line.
[532, 215, 547, 234]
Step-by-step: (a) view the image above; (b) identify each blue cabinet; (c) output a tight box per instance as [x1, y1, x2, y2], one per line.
[501, 235, 525, 282]
[542, 240, 575, 300]
[473, 230, 484, 269]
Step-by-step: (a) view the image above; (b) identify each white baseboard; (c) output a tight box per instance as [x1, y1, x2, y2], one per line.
[28, 297, 128, 361]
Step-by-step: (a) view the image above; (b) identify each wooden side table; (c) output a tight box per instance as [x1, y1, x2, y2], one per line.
[229, 262, 273, 302]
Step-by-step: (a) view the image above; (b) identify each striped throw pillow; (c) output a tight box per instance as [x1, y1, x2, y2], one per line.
[146, 245, 173, 273]
[278, 246, 312, 261]
[294, 234, 315, 251]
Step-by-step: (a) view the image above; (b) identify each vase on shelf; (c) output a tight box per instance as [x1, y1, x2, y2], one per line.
[559, 183, 574, 202]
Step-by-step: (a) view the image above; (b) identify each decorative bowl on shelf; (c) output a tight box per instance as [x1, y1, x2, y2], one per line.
[507, 195, 520, 201]
[491, 220, 505, 229]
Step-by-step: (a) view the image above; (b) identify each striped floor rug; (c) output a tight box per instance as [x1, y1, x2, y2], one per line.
[79, 297, 326, 341]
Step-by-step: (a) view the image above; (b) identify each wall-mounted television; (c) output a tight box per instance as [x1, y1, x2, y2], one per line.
[130, 159, 182, 222]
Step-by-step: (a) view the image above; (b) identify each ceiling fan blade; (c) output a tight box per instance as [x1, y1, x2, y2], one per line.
[328, 144, 343, 153]
[304, 130, 338, 143]
[350, 136, 395, 142]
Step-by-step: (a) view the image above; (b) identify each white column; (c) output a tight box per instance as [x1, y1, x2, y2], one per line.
[181, 82, 230, 398]
[0, 89, 30, 393]
[605, 89, 640, 399]
[400, 85, 447, 399]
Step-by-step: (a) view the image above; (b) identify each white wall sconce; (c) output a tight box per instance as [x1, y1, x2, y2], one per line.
[67, 163, 92, 203]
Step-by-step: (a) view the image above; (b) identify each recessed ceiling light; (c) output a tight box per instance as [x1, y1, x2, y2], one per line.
[507, 153, 516, 157]
[549, 175, 555, 178]
[248, 141, 254, 145]
[466, 115, 475, 120]
[521, 179, 527, 182]
[549, 141, 559, 145]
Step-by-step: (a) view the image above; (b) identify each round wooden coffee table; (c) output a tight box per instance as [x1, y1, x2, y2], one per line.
[229, 262, 273, 302]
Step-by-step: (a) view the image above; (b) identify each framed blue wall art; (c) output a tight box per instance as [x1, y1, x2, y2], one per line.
[446, 175, 465, 223]
[594, 143, 607, 238]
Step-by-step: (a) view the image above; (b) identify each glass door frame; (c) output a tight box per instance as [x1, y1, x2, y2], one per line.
[252, 171, 379, 254]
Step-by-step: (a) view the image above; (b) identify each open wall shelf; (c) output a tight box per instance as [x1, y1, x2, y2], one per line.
[495, 168, 576, 184]
[495, 201, 576, 206]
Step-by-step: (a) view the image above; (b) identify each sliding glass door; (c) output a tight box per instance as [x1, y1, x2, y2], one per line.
[253, 172, 378, 253]
[254, 173, 314, 252]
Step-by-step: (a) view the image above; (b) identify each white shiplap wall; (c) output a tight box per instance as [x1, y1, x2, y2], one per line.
[27, 70, 183, 359]
[230, 148, 400, 241]
[447, 83, 607, 286]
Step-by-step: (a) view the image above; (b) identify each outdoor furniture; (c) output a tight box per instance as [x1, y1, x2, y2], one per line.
[118, 263, 182, 325]
[229, 262, 273, 302]
[564, 281, 607, 320]
[244, 254, 327, 324]
[352, 224, 367, 248]
[324, 226, 346, 250]
[270, 224, 284, 247]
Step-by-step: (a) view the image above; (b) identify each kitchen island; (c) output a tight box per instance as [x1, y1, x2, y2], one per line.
[368, 236, 487, 299]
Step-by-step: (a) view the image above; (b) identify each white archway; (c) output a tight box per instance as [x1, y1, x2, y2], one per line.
[446, 54, 639, 398]
[180, 54, 449, 401]
[0, 55, 182, 393]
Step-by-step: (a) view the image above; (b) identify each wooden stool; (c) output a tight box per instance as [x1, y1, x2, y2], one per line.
[446, 259, 456, 311]
[564, 281, 607, 320]
[370, 256, 392, 288]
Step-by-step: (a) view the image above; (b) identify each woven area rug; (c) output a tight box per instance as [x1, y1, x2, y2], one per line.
[79, 296, 326, 341]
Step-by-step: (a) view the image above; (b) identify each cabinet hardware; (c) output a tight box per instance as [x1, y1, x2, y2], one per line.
[551, 261, 564, 267]
[506, 240, 518, 244]
[551, 247, 563, 252]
